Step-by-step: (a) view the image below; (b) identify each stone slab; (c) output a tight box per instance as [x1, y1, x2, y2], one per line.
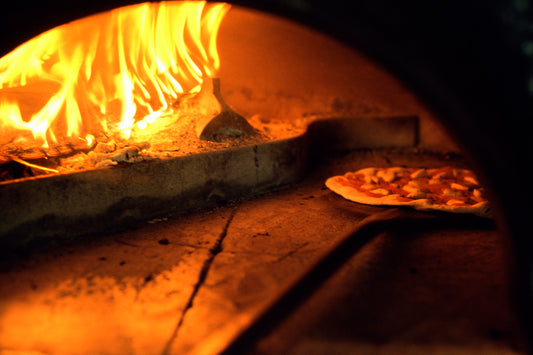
[0, 116, 417, 248]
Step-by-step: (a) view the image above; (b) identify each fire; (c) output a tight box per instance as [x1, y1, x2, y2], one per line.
[0, 1, 230, 149]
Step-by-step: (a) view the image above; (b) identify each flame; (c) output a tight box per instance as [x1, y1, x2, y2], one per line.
[0, 1, 230, 149]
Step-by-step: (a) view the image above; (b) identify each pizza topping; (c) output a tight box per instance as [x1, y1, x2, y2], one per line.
[406, 179, 424, 188]
[377, 170, 396, 183]
[429, 166, 453, 178]
[443, 188, 463, 197]
[428, 178, 443, 185]
[376, 167, 405, 182]
[403, 183, 423, 197]
[446, 199, 468, 206]
[410, 168, 427, 179]
[370, 188, 391, 196]
[450, 182, 469, 191]
[472, 189, 487, 203]
[424, 183, 448, 192]
[359, 168, 377, 183]
[407, 191, 426, 199]
[361, 183, 377, 190]
[431, 171, 449, 180]
[464, 176, 479, 185]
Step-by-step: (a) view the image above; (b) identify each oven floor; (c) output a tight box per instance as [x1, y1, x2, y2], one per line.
[0, 149, 527, 355]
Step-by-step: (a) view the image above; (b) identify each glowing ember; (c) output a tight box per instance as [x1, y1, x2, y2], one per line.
[0, 1, 230, 150]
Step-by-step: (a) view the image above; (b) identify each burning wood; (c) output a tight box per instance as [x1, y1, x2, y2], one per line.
[0, 2, 236, 176]
[0, 76, 304, 181]
[0, 2, 265, 181]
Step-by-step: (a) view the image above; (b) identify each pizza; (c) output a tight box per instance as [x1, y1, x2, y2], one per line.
[326, 166, 491, 217]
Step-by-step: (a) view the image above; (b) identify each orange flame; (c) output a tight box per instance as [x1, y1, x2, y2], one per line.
[0, 1, 230, 149]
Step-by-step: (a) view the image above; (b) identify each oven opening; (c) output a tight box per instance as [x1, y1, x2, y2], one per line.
[0, 2, 529, 355]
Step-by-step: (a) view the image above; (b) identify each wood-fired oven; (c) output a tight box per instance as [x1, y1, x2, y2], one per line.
[0, 1, 532, 354]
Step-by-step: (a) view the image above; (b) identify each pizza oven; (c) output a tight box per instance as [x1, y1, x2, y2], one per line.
[0, 1, 532, 354]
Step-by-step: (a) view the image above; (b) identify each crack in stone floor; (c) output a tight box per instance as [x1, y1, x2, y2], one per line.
[162, 205, 239, 355]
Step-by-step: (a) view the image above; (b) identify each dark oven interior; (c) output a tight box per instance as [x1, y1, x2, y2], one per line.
[0, 1, 532, 354]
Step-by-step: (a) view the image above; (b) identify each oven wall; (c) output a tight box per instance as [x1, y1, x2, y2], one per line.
[217, 6, 457, 150]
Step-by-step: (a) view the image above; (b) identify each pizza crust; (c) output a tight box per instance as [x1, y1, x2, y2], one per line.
[326, 167, 491, 217]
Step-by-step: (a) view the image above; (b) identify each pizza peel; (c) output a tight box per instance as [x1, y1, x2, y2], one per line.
[192, 207, 493, 355]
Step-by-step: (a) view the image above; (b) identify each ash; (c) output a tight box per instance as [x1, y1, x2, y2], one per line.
[60, 113, 305, 171]
[1, 110, 306, 180]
